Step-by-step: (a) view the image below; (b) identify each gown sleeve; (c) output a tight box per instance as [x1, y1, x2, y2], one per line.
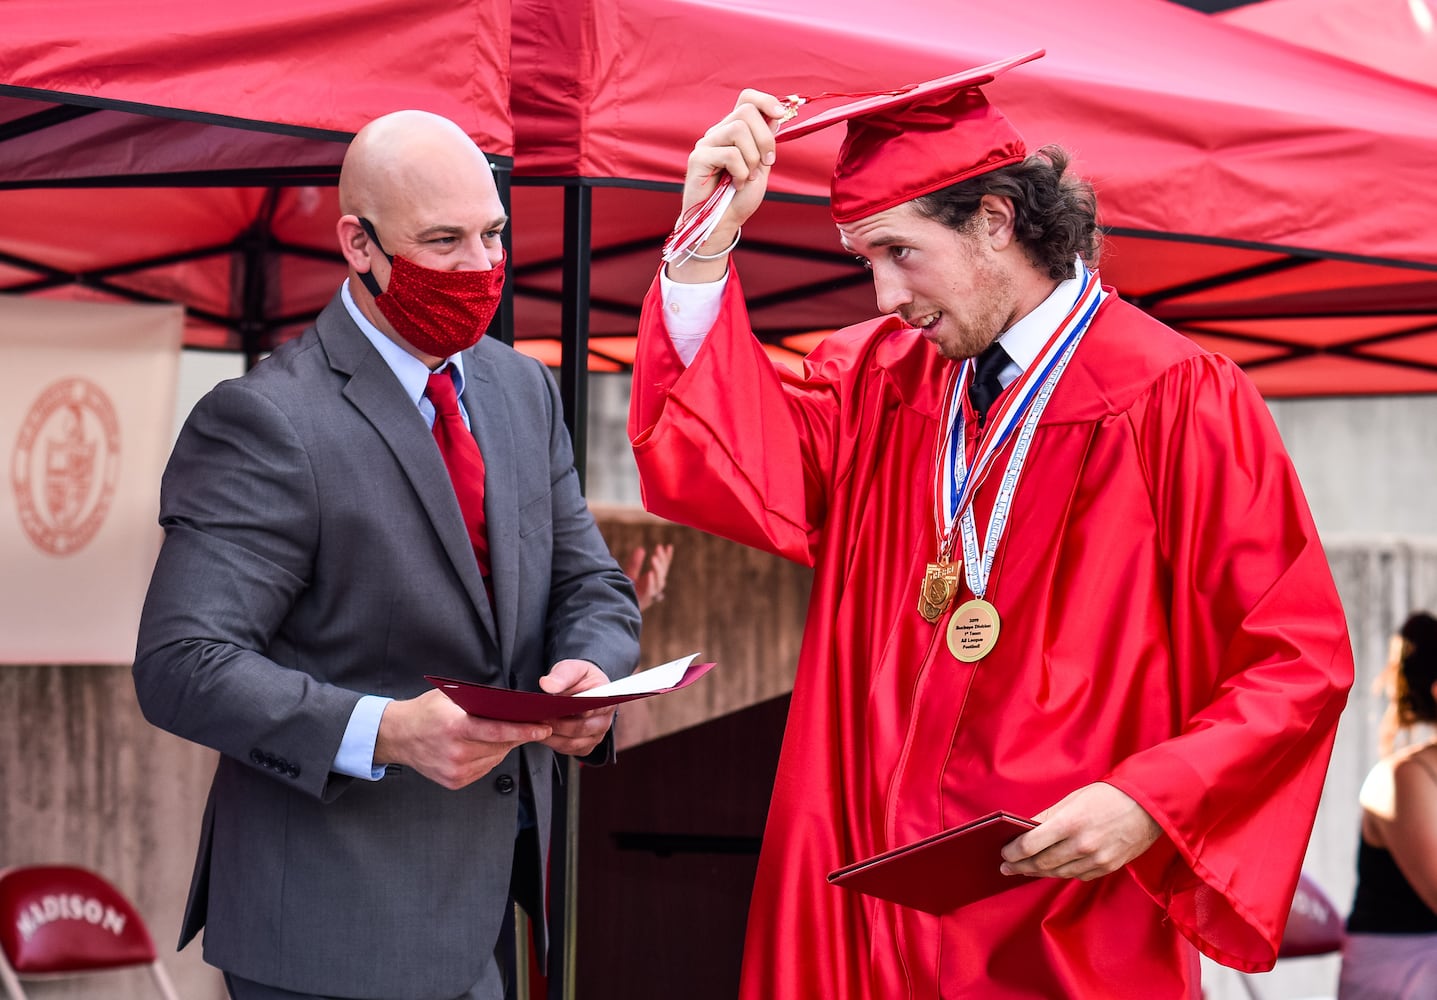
[1103, 352, 1354, 972]
[629, 267, 848, 566]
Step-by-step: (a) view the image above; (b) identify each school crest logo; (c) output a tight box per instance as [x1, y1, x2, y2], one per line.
[11, 378, 121, 556]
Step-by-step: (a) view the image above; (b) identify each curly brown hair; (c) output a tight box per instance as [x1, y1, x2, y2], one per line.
[911, 145, 1100, 280]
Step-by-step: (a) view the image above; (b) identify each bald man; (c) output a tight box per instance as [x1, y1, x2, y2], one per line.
[135, 111, 640, 1000]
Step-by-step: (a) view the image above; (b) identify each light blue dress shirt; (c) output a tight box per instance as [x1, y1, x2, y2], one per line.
[331, 279, 471, 780]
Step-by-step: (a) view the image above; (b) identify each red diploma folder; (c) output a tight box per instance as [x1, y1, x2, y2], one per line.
[426, 654, 714, 722]
[827, 811, 1039, 914]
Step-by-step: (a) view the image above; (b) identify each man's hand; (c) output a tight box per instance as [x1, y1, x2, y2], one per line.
[669, 89, 790, 283]
[538, 659, 617, 757]
[999, 782, 1163, 881]
[375, 689, 551, 791]
[623, 543, 674, 612]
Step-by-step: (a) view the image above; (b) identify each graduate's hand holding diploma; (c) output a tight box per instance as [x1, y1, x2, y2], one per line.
[999, 781, 1163, 881]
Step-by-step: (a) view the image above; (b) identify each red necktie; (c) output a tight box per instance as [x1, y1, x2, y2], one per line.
[425, 368, 490, 577]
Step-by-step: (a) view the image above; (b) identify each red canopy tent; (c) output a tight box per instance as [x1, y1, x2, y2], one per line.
[0, 0, 512, 361]
[5, 1, 1437, 397]
[1219, 0, 1437, 89]
[507, 0, 1437, 396]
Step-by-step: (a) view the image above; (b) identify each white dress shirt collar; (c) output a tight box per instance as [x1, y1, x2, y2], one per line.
[991, 258, 1086, 384]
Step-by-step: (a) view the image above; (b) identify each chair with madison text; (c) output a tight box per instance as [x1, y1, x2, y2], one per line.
[0, 865, 180, 999]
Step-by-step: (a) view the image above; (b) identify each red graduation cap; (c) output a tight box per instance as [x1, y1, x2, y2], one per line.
[777, 50, 1045, 224]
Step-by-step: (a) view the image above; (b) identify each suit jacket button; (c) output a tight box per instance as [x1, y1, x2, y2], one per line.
[287, 764, 301, 778]
[496, 775, 516, 794]
[250, 749, 263, 765]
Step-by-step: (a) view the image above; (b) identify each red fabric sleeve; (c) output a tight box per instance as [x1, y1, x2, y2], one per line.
[1104, 352, 1354, 972]
[628, 267, 858, 566]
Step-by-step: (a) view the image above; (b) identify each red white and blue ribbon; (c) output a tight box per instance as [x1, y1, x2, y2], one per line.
[931, 267, 1105, 598]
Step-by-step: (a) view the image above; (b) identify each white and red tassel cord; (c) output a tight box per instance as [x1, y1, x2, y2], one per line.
[660, 97, 804, 266]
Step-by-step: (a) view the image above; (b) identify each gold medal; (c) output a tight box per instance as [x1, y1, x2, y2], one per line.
[918, 561, 960, 623]
[946, 598, 1001, 661]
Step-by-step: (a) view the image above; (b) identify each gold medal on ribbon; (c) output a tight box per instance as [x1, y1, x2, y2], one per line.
[918, 561, 960, 623]
[946, 598, 1001, 661]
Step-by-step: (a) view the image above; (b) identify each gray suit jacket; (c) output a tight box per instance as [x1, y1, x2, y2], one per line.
[134, 293, 640, 999]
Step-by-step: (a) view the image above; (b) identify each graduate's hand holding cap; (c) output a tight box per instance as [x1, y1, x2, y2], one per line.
[664, 49, 1045, 275]
[681, 90, 788, 220]
[667, 90, 789, 281]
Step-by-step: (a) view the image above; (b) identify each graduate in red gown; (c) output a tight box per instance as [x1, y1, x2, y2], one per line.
[627, 53, 1354, 999]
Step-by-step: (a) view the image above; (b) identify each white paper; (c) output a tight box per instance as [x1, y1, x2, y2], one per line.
[573, 653, 700, 697]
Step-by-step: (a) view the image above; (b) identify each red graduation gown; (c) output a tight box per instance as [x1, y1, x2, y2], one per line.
[628, 268, 1353, 999]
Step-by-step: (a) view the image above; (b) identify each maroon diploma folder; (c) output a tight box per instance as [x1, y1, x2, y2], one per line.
[827, 811, 1039, 914]
[426, 655, 714, 723]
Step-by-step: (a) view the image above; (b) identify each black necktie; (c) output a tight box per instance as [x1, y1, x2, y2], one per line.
[968, 342, 1011, 426]
[425, 369, 490, 578]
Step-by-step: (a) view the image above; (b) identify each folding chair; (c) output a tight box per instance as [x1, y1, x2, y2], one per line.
[0, 865, 180, 999]
[1238, 869, 1344, 1000]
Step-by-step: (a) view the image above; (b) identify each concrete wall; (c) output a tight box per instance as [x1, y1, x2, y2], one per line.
[0, 666, 222, 999]
[1269, 394, 1437, 538]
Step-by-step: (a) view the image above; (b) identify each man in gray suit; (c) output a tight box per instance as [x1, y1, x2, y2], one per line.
[134, 111, 641, 1000]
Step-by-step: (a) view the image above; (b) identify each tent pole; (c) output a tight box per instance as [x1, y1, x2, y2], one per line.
[239, 190, 279, 370]
[492, 162, 515, 346]
[558, 183, 592, 480]
[549, 181, 592, 1000]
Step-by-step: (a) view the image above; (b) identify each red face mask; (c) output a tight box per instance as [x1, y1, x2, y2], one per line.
[357, 217, 505, 358]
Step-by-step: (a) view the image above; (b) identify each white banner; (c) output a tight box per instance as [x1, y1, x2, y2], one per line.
[0, 296, 183, 664]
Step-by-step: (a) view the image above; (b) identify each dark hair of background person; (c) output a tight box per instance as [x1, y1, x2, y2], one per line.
[1394, 611, 1437, 727]
[913, 145, 1101, 281]
[1376, 611, 1437, 756]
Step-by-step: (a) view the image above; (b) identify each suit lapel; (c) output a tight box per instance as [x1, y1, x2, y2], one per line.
[461, 341, 518, 664]
[316, 296, 499, 647]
